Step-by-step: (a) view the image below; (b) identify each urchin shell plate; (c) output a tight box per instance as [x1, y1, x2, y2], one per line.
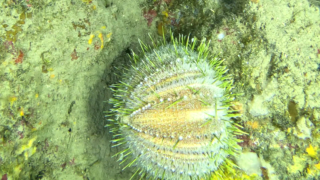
[108, 35, 241, 180]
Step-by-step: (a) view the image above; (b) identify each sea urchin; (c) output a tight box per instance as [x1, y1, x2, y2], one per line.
[107, 34, 242, 180]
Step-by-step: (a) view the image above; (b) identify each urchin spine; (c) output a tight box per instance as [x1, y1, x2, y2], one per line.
[107, 34, 243, 180]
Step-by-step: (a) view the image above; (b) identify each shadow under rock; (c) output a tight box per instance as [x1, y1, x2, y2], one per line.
[85, 47, 134, 179]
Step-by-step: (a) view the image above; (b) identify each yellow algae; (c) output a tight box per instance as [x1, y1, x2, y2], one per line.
[32, 146, 37, 154]
[17, 136, 37, 155]
[88, 34, 94, 44]
[306, 144, 317, 158]
[20, 110, 24, 116]
[106, 32, 112, 42]
[106, 32, 112, 39]
[246, 121, 259, 129]
[98, 33, 104, 49]
[9, 96, 17, 106]
[287, 155, 306, 173]
[24, 151, 29, 160]
[82, 0, 92, 4]
[210, 170, 253, 180]
[14, 164, 23, 175]
[307, 163, 320, 176]
[24, 146, 37, 160]
[25, 145, 37, 160]
[306, 167, 318, 176]
[162, 10, 169, 18]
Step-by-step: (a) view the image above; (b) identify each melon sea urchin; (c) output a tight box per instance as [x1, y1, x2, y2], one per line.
[107, 34, 243, 180]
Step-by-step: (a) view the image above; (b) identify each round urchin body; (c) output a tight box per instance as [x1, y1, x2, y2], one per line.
[108, 34, 242, 180]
